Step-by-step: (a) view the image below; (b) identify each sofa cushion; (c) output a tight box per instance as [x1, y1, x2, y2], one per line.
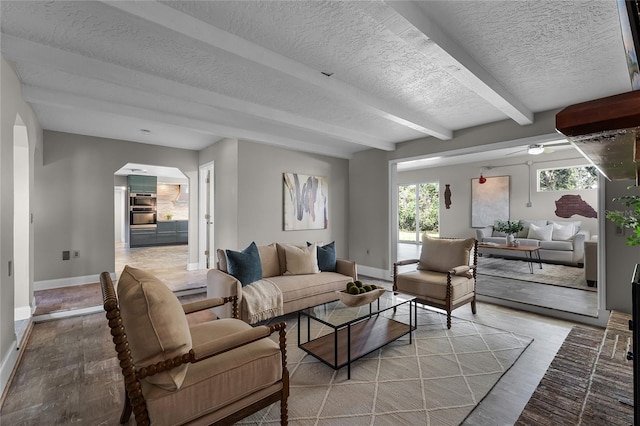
[550, 221, 577, 241]
[418, 235, 474, 273]
[308, 241, 337, 272]
[540, 240, 574, 251]
[548, 220, 581, 239]
[258, 243, 280, 278]
[226, 242, 263, 286]
[520, 220, 548, 238]
[283, 243, 320, 275]
[268, 272, 348, 302]
[117, 265, 192, 391]
[527, 223, 553, 241]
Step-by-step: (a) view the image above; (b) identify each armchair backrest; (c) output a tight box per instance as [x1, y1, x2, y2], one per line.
[417, 236, 477, 272]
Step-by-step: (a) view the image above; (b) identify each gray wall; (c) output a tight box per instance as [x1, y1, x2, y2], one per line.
[397, 149, 598, 239]
[201, 139, 350, 258]
[200, 138, 239, 252]
[35, 131, 200, 281]
[349, 109, 563, 271]
[604, 179, 640, 313]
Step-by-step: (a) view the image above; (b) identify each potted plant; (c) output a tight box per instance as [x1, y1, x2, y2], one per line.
[494, 220, 524, 246]
[165, 213, 174, 221]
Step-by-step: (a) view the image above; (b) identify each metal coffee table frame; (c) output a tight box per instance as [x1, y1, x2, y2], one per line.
[297, 291, 416, 379]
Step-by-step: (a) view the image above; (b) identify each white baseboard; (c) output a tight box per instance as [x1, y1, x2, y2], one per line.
[357, 265, 393, 281]
[32, 305, 104, 322]
[187, 262, 200, 271]
[0, 340, 19, 399]
[34, 272, 116, 291]
[14, 305, 32, 321]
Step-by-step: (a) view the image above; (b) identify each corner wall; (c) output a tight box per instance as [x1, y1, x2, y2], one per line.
[604, 179, 640, 313]
[349, 109, 562, 272]
[200, 140, 350, 258]
[0, 57, 43, 397]
[34, 131, 199, 284]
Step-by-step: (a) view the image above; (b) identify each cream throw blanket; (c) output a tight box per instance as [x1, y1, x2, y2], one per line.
[241, 279, 284, 324]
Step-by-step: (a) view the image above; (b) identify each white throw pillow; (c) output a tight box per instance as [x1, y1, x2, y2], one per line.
[551, 222, 576, 241]
[527, 223, 553, 241]
[283, 243, 320, 275]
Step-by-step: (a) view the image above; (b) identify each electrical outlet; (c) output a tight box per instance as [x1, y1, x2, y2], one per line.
[62, 250, 70, 260]
[73, 251, 80, 258]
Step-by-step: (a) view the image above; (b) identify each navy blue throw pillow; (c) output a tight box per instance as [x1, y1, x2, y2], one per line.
[308, 241, 336, 272]
[226, 242, 262, 286]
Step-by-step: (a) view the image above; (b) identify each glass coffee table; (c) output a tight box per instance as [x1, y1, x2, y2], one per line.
[297, 291, 416, 379]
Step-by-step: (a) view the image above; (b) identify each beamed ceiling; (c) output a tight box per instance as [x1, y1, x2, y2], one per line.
[0, 1, 633, 159]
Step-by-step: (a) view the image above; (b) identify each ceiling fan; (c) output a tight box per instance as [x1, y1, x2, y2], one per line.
[507, 142, 572, 156]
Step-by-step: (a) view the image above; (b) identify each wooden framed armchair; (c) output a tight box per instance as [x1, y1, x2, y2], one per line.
[101, 265, 289, 425]
[393, 236, 478, 329]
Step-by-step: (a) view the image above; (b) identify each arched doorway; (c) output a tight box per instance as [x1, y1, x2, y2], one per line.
[13, 114, 31, 342]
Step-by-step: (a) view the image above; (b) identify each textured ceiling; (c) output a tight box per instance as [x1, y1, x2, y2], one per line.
[0, 0, 633, 158]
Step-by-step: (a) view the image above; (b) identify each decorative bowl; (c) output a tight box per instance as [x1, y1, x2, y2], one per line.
[336, 286, 386, 307]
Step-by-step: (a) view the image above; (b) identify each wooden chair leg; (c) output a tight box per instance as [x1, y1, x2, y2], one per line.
[281, 395, 288, 425]
[446, 312, 452, 329]
[119, 388, 132, 424]
[471, 299, 477, 314]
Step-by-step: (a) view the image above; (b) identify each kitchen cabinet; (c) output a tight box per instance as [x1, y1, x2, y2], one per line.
[177, 220, 188, 243]
[130, 227, 157, 247]
[128, 175, 157, 194]
[129, 220, 188, 247]
[157, 221, 178, 244]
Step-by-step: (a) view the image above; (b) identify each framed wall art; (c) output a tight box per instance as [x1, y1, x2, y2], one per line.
[471, 175, 510, 227]
[283, 172, 328, 230]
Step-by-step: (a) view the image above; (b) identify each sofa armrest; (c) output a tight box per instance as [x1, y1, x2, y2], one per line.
[475, 226, 493, 241]
[336, 259, 357, 280]
[207, 269, 242, 319]
[572, 230, 590, 264]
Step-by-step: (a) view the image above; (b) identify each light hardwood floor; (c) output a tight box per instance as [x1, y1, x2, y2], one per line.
[2, 243, 591, 424]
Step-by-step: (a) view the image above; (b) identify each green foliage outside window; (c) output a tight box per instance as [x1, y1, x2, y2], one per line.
[398, 183, 439, 239]
[538, 166, 598, 191]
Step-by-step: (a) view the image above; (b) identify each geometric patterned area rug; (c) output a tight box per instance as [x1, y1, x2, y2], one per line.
[478, 255, 593, 292]
[242, 304, 533, 425]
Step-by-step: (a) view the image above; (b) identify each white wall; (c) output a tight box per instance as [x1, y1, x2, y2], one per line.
[0, 56, 42, 396]
[34, 131, 200, 285]
[397, 149, 598, 239]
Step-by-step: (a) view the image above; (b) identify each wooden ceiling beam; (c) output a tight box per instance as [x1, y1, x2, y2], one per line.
[556, 90, 640, 137]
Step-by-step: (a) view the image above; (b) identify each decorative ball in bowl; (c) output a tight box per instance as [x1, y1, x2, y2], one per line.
[337, 281, 386, 307]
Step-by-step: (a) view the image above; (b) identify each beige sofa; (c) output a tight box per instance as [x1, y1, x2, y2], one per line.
[207, 243, 357, 321]
[475, 219, 590, 266]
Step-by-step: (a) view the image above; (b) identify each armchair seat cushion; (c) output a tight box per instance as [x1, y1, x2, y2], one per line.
[143, 318, 283, 426]
[395, 270, 475, 301]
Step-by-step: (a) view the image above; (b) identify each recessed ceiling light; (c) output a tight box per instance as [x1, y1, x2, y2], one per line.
[130, 168, 148, 173]
[140, 129, 151, 134]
